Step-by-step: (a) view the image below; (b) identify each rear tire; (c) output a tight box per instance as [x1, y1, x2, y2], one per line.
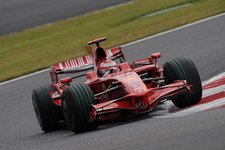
[32, 85, 63, 132]
[163, 57, 202, 108]
[62, 83, 97, 133]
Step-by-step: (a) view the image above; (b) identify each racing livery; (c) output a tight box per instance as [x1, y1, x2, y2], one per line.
[32, 38, 202, 133]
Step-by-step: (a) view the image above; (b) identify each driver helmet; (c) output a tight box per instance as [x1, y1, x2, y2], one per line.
[95, 47, 107, 65]
[98, 59, 119, 77]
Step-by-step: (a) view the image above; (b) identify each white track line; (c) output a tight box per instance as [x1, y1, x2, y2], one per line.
[0, 69, 49, 86]
[144, 3, 192, 18]
[1, 12, 225, 86]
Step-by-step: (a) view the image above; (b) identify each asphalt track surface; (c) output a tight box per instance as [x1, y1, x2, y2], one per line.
[1, 14, 225, 150]
[0, 0, 131, 35]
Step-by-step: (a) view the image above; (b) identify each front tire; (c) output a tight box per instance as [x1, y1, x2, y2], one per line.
[32, 85, 63, 132]
[62, 83, 97, 133]
[163, 57, 202, 108]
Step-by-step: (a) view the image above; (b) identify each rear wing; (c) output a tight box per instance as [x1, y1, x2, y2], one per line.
[52, 54, 94, 74]
[50, 47, 125, 83]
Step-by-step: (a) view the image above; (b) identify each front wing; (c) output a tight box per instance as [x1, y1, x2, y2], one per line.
[90, 80, 190, 120]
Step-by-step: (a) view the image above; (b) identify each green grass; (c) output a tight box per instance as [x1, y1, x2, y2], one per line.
[0, 0, 225, 82]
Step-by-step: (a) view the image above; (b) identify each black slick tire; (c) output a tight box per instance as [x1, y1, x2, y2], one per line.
[32, 85, 63, 132]
[62, 83, 97, 133]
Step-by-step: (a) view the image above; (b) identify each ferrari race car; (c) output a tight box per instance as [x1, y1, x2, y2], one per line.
[32, 37, 202, 133]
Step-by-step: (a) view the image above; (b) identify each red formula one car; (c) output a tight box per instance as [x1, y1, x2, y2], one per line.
[32, 38, 202, 133]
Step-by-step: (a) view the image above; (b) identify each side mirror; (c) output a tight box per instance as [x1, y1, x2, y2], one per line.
[151, 52, 161, 59]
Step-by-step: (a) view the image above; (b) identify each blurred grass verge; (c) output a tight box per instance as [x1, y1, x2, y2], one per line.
[0, 0, 225, 82]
